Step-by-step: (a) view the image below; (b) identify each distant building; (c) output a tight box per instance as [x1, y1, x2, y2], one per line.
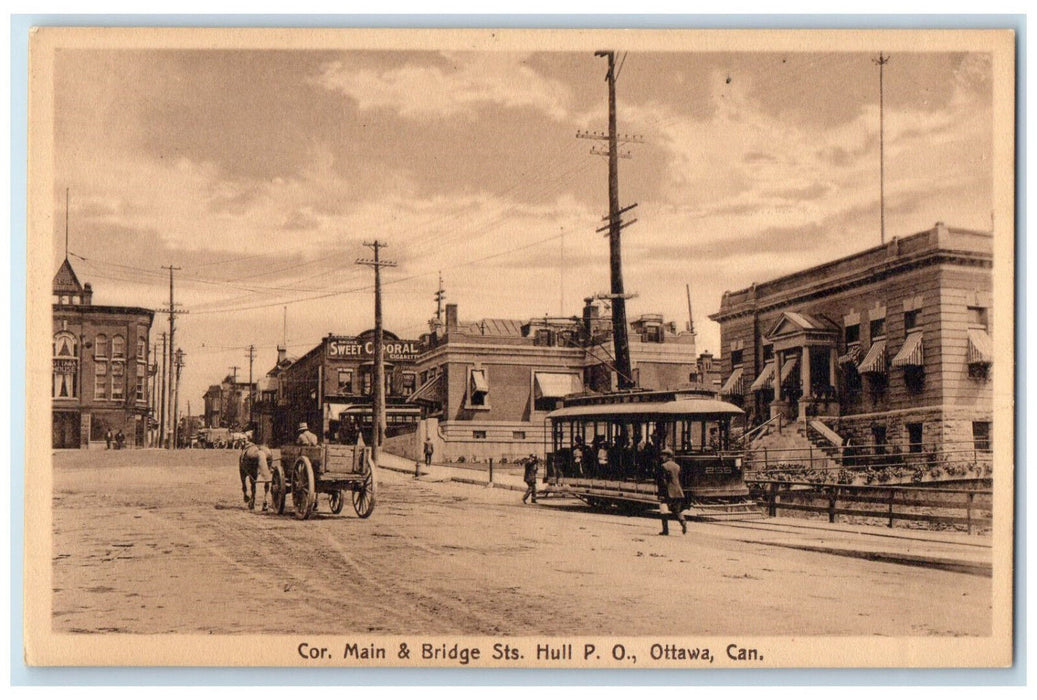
[709, 223, 993, 454]
[202, 375, 256, 431]
[406, 299, 703, 462]
[51, 258, 154, 448]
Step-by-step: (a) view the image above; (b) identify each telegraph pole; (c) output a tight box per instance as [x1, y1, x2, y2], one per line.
[356, 241, 397, 461]
[158, 332, 168, 448]
[577, 50, 643, 389]
[246, 344, 255, 427]
[874, 52, 890, 245]
[173, 348, 184, 448]
[160, 265, 185, 449]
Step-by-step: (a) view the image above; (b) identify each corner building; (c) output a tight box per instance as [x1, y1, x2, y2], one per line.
[708, 223, 993, 455]
[51, 259, 154, 448]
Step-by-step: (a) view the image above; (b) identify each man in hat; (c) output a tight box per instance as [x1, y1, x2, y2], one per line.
[522, 453, 539, 504]
[296, 422, 318, 446]
[656, 448, 687, 535]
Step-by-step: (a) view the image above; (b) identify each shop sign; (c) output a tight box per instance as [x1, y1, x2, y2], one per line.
[327, 339, 419, 361]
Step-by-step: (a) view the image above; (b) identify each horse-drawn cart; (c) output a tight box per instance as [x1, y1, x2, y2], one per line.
[271, 442, 376, 520]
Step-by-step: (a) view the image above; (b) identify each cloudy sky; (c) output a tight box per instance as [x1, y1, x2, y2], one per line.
[49, 45, 994, 405]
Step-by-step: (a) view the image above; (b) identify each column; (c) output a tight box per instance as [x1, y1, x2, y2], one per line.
[770, 350, 784, 419]
[800, 345, 811, 421]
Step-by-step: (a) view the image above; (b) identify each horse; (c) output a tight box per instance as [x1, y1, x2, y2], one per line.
[239, 443, 273, 511]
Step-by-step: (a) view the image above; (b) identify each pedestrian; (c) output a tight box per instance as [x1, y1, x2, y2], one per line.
[656, 448, 687, 535]
[522, 453, 539, 504]
[296, 422, 318, 446]
[115, 430, 125, 450]
[105, 429, 112, 450]
[423, 436, 434, 466]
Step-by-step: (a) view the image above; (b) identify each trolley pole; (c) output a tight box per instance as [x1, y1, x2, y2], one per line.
[356, 241, 397, 462]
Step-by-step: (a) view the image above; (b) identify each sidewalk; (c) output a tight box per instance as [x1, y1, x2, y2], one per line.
[375, 451, 993, 577]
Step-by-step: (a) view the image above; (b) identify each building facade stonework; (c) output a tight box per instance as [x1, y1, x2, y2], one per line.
[709, 223, 993, 457]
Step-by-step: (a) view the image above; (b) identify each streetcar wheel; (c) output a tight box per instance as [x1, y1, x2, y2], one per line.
[292, 457, 315, 520]
[329, 490, 345, 515]
[270, 464, 286, 515]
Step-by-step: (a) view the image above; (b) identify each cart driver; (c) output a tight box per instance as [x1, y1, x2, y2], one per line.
[296, 422, 318, 446]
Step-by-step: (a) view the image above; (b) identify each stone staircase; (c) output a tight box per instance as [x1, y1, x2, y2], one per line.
[746, 418, 845, 471]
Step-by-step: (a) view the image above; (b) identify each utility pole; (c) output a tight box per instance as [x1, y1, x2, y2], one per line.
[246, 344, 255, 427]
[874, 52, 890, 245]
[160, 265, 185, 449]
[158, 332, 168, 448]
[356, 241, 397, 461]
[578, 50, 643, 389]
[173, 348, 184, 448]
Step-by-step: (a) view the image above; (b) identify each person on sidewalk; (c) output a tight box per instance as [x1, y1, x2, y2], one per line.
[423, 437, 434, 466]
[105, 429, 113, 450]
[522, 453, 539, 504]
[656, 448, 687, 535]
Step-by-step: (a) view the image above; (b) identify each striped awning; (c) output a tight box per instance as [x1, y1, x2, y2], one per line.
[891, 331, 924, 368]
[749, 361, 776, 392]
[409, 373, 443, 405]
[719, 366, 746, 396]
[837, 343, 862, 365]
[779, 356, 799, 384]
[967, 328, 993, 365]
[857, 339, 887, 375]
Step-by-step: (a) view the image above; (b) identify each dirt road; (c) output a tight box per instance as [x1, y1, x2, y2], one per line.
[51, 449, 991, 636]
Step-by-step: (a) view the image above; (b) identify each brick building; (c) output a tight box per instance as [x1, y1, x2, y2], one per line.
[256, 329, 422, 447]
[202, 375, 256, 431]
[52, 258, 155, 448]
[708, 223, 993, 455]
[402, 300, 707, 462]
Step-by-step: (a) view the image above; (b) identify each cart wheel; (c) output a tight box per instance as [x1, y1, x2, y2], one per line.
[329, 490, 345, 515]
[352, 457, 376, 518]
[270, 464, 286, 515]
[292, 457, 315, 520]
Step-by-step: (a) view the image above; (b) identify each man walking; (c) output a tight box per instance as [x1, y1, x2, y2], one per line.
[656, 448, 687, 535]
[522, 453, 539, 504]
[105, 429, 113, 450]
[423, 436, 434, 466]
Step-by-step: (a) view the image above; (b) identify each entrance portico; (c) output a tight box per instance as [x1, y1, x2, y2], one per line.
[764, 312, 839, 421]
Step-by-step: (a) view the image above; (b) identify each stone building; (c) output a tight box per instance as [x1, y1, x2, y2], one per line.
[51, 258, 154, 448]
[202, 375, 255, 431]
[708, 223, 993, 456]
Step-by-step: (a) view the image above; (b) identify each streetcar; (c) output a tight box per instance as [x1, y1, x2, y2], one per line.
[544, 388, 761, 519]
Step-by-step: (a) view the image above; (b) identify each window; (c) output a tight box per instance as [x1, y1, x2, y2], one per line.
[905, 366, 925, 394]
[872, 425, 887, 456]
[904, 309, 920, 332]
[94, 363, 107, 400]
[967, 306, 989, 331]
[906, 423, 923, 454]
[642, 325, 663, 343]
[136, 363, 146, 403]
[973, 422, 991, 452]
[111, 362, 125, 400]
[361, 371, 372, 395]
[402, 372, 417, 394]
[337, 369, 353, 394]
[844, 323, 860, 346]
[473, 430, 487, 439]
[730, 349, 744, 367]
[513, 431, 526, 440]
[762, 344, 774, 361]
[95, 334, 108, 359]
[467, 368, 490, 409]
[52, 331, 79, 399]
[869, 317, 886, 339]
[137, 337, 147, 359]
[111, 335, 125, 359]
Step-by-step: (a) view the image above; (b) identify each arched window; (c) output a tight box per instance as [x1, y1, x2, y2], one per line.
[95, 334, 108, 359]
[52, 331, 78, 399]
[112, 335, 125, 359]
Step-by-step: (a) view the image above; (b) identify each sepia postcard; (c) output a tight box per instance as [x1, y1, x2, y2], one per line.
[24, 26, 1016, 669]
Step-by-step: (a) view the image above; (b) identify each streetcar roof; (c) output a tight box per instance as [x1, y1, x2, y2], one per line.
[547, 398, 744, 419]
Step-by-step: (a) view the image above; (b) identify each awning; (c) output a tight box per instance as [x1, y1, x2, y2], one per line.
[837, 344, 862, 365]
[323, 402, 355, 419]
[534, 372, 583, 399]
[749, 361, 776, 392]
[470, 369, 489, 393]
[857, 339, 887, 374]
[967, 328, 993, 365]
[780, 356, 799, 383]
[409, 373, 443, 404]
[719, 366, 746, 396]
[891, 331, 924, 368]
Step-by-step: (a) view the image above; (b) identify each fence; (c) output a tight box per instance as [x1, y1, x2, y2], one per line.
[749, 480, 992, 534]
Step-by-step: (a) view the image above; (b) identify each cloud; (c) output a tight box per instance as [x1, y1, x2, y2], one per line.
[313, 52, 574, 122]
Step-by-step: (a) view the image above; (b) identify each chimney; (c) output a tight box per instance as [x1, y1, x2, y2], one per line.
[82, 283, 93, 305]
[582, 297, 599, 337]
[276, 345, 287, 365]
[445, 303, 458, 331]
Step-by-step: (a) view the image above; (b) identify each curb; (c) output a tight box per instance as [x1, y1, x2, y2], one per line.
[378, 461, 526, 492]
[742, 539, 992, 577]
